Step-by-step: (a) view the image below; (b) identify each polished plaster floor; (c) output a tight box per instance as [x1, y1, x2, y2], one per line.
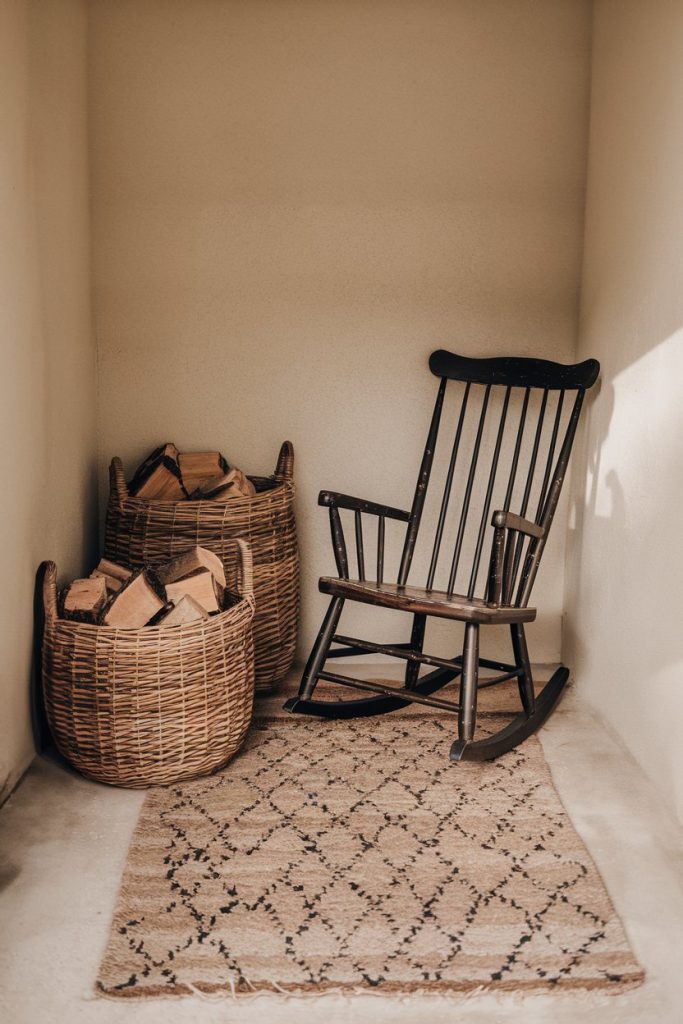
[1, 668, 682, 1024]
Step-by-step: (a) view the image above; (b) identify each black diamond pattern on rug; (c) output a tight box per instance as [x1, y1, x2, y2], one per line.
[97, 716, 644, 997]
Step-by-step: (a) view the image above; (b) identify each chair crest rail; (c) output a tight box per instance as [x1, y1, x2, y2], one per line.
[429, 349, 600, 390]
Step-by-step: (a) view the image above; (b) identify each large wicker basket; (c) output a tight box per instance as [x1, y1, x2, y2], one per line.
[104, 441, 299, 694]
[40, 540, 255, 788]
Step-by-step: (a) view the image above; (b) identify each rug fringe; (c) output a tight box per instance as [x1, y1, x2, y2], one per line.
[93, 974, 645, 1004]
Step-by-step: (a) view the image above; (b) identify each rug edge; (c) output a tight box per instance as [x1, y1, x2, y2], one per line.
[95, 970, 646, 1001]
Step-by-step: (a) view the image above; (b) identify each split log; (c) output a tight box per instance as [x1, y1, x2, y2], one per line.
[178, 451, 228, 494]
[192, 467, 256, 501]
[165, 568, 222, 614]
[129, 443, 187, 501]
[100, 569, 167, 628]
[91, 558, 132, 594]
[154, 545, 226, 589]
[157, 595, 210, 627]
[62, 576, 108, 622]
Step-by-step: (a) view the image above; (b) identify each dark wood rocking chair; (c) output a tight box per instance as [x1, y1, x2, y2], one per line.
[284, 349, 599, 761]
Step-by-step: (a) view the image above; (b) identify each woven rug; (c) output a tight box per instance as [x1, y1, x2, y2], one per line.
[97, 709, 644, 998]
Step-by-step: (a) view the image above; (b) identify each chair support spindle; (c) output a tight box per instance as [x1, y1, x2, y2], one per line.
[468, 386, 511, 598]
[398, 378, 447, 586]
[405, 613, 426, 689]
[506, 389, 548, 602]
[355, 510, 365, 581]
[458, 622, 479, 743]
[503, 387, 530, 511]
[447, 385, 491, 597]
[377, 515, 385, 584]
[330, 507, 349, 578]
[426, 382, 471, 590]
[518, 390, 585, 606]
[537, 390, 564, 517]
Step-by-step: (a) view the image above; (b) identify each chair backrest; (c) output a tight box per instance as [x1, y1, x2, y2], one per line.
[398, 350, 599, 606]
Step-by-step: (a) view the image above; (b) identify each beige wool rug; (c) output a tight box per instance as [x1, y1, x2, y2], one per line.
[97, 710, 644, 998]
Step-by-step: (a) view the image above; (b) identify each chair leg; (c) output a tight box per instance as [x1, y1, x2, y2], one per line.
[510, 623, 535, 717]
[404, 613, 426, 690]
[298, 597, 345, 700]
[457, 622, 479, 744]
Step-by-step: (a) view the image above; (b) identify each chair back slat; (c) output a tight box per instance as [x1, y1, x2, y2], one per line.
[397, 378, 447, 586]
[502, 387, 530, 512]
[394, 350, 599, 607]
[499, 388, 548, 602]
[376, 516, 385, 584]
[426, 382, 471, 591]
[520, 388, 548, 519]
[517, 388, 585, 606]
[467, 386, 511, 599]
[537, 390, 564, 515]
[446, 385, 491, 597]
[354, 510, 365, 581]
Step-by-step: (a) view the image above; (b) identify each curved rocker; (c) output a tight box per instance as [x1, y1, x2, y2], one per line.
[285, 348, 598, 761]
[450, 666, 568, 762]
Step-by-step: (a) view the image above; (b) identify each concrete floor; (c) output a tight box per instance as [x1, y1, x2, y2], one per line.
[1, 671, 682, 1024]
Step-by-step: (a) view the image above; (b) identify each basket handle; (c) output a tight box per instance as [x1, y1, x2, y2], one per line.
[228, 539, 254, 605]
[109, 457, 129, 506]
[274, 440, 294, 483]
[40, 561, 59, 623]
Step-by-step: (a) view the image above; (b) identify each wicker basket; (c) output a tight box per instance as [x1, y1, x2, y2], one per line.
[40, 540, 255, 788]
[104, 441, 299, 694]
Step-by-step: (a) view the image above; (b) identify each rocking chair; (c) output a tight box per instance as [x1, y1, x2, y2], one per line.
[284, 349, 599, 761]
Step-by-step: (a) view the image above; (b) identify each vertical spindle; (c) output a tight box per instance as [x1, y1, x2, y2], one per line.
[355, 510, 365, 581]
[377, 515, 385, 584]
[468, 386, 510, 598]
[536, 390, 564, 518]
[426, 383, 471, 591]
[503, 388, 530, 511]
[329, 507, 349, 578]
[398, 378, 447, 587]
[506, 389, 548, 602]
[446, 385, 491, 597]
[517, 390, 585, 606]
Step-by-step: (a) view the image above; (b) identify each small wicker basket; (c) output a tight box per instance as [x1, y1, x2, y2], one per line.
[104, 441, 299, 694]
[40, 540, 255, 789]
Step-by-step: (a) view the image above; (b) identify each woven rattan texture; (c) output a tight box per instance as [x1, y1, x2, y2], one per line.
[103, 441, 299, 694]
[41, 540, 255, 789]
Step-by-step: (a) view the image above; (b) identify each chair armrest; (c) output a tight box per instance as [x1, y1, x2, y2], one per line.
[488, 511, 544, 606]
[491, 510, 544, 539]
[319, 490, 410, 580]
[319, 490, 411, 523]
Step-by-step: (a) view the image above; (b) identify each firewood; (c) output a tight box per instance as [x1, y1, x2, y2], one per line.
[157, 595, 210, 627]
[129, 443, 188, 501]
[178, 451, 229, 495]
[154, 545, 227, 589]
[62, 576, 108, 622]
[91, 558, 132, 594]
[100, 570, 166, 628]
[165, 568, 222, 614]
[192, 467, 256, 501]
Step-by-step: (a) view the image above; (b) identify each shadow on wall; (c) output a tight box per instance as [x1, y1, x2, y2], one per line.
[564, 330, 683, 699]
[30, 563, 53, 757]
[28, 454, 99, 764]
[563, 373, 616, 672]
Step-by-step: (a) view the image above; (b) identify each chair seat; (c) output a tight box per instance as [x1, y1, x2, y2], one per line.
[319, 577, 537, 625]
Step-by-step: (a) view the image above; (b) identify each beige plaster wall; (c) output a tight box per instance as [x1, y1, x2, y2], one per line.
[89, 0, 592, 664]
[565, 0, 683, 820]
[0, 0, 97, 799]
